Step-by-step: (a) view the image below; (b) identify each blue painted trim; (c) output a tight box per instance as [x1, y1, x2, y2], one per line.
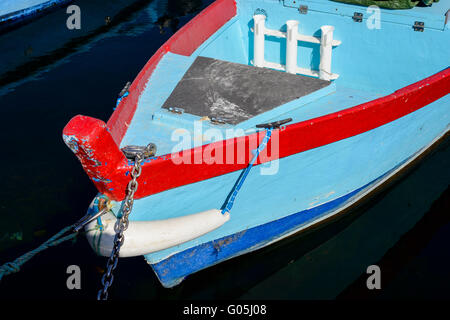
[222, 128, 272, 214]
[115, 92, 129, 109]
[149, 166, 395, 288]
[0, 0, 72, 32]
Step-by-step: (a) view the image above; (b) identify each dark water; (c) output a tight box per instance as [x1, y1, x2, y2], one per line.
[0, 0, 448, 300]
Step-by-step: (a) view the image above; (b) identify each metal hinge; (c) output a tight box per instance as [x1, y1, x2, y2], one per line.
[352, 12, 363, 23]
[298, 5, 308, 14]
[121, 143, 157, 160]
[413, 21, 424, 32]
[210, 117, 226, 125]
[167, 107, 184, 114]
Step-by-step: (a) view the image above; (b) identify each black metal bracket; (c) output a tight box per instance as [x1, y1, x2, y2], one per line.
[413, 21, 424, 32]
[210, 117, 226, 125]
[167, 107, 184, 114]
[256, 118, 292, 129]
[352, 12, 363, 23]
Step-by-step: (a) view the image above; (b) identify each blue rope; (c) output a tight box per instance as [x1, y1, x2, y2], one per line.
[221, 128, 273, 215]
[0, 224, 77, 281]
[114, 91, 129, 109]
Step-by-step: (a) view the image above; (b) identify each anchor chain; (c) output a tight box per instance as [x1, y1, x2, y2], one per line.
[97, 151, 144, 300]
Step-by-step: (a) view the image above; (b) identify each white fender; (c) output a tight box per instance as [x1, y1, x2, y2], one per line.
[85, 209, 230, 257]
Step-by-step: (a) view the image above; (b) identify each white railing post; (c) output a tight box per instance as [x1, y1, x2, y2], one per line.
[253, 14, 266, 68]
[251, 19, 340, 80]
[285, 20, 299, 74]
[319, 25, 334, 81]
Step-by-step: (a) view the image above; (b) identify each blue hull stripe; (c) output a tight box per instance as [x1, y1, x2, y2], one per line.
[150, 167, 394, 287]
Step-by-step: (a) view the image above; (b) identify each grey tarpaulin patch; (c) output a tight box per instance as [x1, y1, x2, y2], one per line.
[162, 56, 330, 125]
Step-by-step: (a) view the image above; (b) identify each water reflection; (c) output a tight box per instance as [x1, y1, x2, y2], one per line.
[0, 0, 205, 94]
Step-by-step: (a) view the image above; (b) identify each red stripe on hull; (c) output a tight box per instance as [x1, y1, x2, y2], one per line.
[278, 69, 450, 159]
[64, 68, 450, 201]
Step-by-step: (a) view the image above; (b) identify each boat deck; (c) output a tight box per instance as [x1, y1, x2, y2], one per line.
[120, 52, 383, 155]
[162, 56, 330, 125]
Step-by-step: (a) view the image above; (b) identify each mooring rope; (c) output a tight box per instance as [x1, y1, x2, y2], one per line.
[221, 128, 273, 215]
[0, 224, 78, 281]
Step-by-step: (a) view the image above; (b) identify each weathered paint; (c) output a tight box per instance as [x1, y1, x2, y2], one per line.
[63, 116, 126, 193]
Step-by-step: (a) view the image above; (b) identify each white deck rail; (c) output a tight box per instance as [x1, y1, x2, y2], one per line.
[252, 14, 341, 81]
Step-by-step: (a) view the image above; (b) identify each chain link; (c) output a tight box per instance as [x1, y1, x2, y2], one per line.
[97, 153, 144, 300]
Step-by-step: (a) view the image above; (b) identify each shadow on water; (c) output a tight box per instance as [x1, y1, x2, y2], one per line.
[0, 0, 449, 300]
[338, 176, 450, 300]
